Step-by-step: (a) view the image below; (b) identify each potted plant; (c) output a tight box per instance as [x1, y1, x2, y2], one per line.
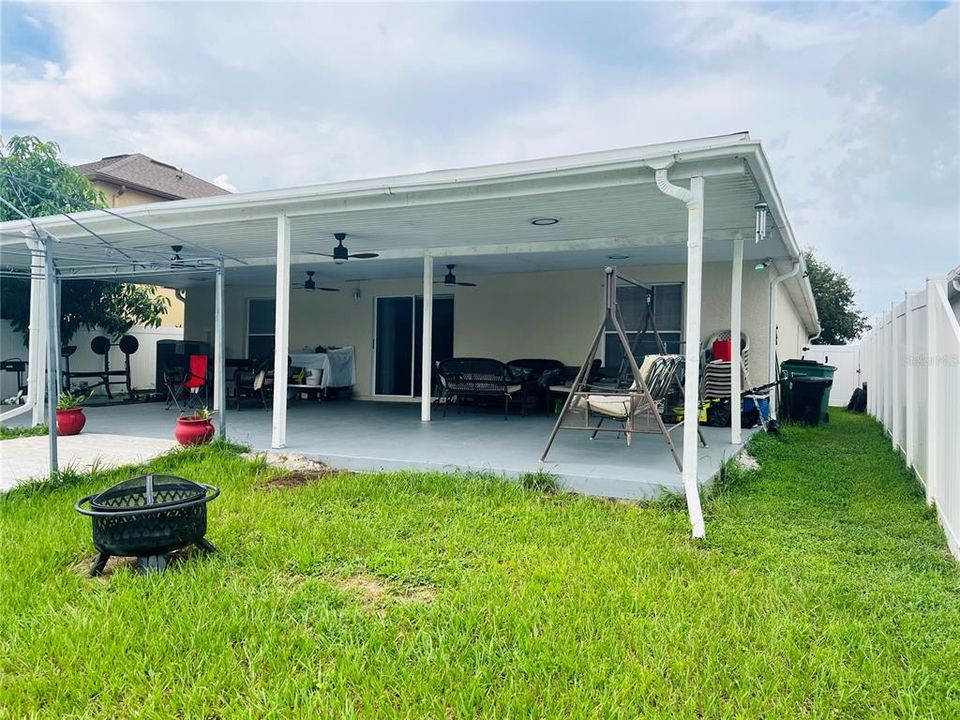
[56, 392, 87, 436]
[175, 406, 216, 446]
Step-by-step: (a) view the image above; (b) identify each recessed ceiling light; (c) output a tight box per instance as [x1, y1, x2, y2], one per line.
[607, 254, 630, 260]
[530, 217, 559, 226]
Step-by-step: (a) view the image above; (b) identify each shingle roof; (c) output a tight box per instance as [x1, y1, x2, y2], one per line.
[74, 153, 231, 200]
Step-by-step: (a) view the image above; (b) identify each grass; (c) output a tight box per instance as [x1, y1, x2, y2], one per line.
[0, 423, 47, 440]
[0, 412, 957, 718]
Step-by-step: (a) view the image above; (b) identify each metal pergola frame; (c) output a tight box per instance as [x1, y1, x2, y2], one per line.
[0, 224, 228, 476]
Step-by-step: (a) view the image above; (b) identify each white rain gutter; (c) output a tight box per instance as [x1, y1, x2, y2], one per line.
[769, 259, 801, 417]
[650, 158, 706, 540]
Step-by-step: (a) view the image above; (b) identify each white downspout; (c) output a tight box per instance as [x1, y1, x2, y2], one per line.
[768, 260, 800, 419]
[652, 163, 706, 540]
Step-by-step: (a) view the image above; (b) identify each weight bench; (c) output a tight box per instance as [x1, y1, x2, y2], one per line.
[62, 335, 139, 400]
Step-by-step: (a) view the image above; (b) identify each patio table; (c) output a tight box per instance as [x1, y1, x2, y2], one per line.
[289, 347, 356, 389]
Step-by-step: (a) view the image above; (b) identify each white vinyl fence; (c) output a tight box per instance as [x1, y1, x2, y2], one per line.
[1, 322, 182, 402]
[803, 344, 862, 406]
[861, 273, 960, 559]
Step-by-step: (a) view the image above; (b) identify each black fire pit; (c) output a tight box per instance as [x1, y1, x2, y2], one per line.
[75, 474, 219, 575]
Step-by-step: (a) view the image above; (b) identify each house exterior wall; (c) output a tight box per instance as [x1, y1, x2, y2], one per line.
[776, 282, 808, 366]
[186, 260, 797, 400]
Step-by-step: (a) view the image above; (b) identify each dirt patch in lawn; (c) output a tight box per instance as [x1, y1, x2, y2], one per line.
[246, 451, 344, 490]
[334, 572, 436, 612]
[262, 470, 330, 491]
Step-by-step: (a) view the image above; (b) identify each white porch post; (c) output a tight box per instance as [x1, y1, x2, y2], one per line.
[730, 236, 744, 445]
[30, 236, 48, 426]
[271, 213, 291, 449]
[43, 235, 59, 474]
[421, 253, 433, 422]
[213, 260, 227, 438]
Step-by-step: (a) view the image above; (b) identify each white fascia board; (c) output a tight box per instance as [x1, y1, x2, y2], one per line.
[0, 134, 755, 240]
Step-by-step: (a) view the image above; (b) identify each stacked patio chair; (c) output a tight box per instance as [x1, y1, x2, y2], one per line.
[700, 331, 751, 401]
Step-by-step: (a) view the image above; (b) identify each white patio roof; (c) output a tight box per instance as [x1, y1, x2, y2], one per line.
[0, 131, 818, 332]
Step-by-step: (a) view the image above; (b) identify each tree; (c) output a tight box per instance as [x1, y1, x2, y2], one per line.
[802, 249, 869, 345]
[0, 136, 169, 343]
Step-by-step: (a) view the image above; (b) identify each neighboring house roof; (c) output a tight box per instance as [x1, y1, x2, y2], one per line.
[75, 154, 231, 200]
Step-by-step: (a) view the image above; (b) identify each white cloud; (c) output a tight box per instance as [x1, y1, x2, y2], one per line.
[211, 174, 237, 193]
[1, 1, 956, 314]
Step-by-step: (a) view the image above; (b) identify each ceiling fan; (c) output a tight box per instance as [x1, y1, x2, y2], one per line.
[170, 245, 184, 268]
[436, 264, 477, 287]
[305, 232, 379, 264]
[292, 271, 339, 293]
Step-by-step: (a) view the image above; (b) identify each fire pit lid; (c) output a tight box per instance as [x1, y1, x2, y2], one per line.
[90, 474, 206, 511]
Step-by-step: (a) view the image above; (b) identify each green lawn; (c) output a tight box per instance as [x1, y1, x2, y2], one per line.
[0, 411, 957, 718]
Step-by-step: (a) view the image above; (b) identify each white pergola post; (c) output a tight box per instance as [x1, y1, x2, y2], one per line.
[271, 213, 291, 449]
[213, 260, 227, 438]
[30, 236, 48, 427]
[421, 254, 434, 422]
[730, 236, 744, 445]
[43, 235, 60, 474]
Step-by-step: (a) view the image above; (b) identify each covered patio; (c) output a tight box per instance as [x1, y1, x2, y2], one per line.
[0, 132, 819, 538]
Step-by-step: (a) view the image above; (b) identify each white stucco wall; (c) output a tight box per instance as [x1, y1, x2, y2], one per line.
[185, 261, 804, 399]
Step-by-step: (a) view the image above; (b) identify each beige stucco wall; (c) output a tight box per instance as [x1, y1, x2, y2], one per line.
[776, 282, 808, 364]
[184, 261, 809, 399]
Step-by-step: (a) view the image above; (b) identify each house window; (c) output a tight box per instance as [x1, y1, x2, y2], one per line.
[604, 283, 683, 368]
[247, 299, 276, 362]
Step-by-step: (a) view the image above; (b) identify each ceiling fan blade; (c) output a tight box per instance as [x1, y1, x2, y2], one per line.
[318, 287, 340, 292]
[350, 252, 380, 259]
[303, 251, 334, 257]
[456, 281, 478, 287]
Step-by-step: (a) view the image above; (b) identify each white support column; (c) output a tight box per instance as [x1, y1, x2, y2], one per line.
[730, 236, 744, 445]
[925, 278, 938, 506]
[271, 213, 291, 449]
[213, 260, 227, 439]
[681, 177, 707, 538]
[420, 254, 434, 422]
[30, 237, 48, 427]
[43, 236, 59, 474]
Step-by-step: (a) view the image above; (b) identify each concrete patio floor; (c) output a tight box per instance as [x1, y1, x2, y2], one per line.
[4, 400, 753, 498]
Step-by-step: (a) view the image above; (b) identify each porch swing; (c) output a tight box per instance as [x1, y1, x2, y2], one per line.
[540, 266, 706, 471]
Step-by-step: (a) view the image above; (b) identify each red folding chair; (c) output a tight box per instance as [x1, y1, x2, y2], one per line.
[171, 354, 209, 412]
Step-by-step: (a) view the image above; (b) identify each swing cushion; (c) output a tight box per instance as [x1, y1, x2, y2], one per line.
[583, 355, 664, 419]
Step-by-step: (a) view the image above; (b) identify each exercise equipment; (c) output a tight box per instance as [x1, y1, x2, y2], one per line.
[62, 335, 139, 399]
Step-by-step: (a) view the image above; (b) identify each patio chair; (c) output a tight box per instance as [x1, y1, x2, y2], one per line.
[507, 358, 565, 411]
[234, 359, 273, 410]
[166, 354, 209, 412]
[436, 357, 527, 419]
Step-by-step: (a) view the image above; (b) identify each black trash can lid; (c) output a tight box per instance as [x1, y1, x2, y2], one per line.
[90, 474, 206, 510]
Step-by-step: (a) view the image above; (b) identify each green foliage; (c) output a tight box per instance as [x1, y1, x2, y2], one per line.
[55, 392, 85, 410]
[0, 424, 47, 440]
[803, 249, 869, 344]
[0, 412, 957, 717]
[518, 468, 561, 494]
[0, 136, 170, 343]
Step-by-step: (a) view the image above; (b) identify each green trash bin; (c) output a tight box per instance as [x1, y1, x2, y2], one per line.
[787, 377, 833, 426]
[780, 359, 836, 423]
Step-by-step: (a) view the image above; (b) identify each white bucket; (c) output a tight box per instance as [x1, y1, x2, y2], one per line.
[305, 368, 322, 386]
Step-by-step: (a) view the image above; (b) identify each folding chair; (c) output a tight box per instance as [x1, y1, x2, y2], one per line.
[166, 354, 209, 412]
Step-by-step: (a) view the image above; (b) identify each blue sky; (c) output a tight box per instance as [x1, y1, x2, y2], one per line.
[2, 1, 957, 315]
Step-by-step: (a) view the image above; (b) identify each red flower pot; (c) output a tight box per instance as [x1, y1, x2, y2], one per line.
[56, 407, 86, 436]
[175, 416, 215, 446]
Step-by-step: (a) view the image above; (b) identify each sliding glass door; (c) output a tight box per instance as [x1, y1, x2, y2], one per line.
[374, 295, 454, 398]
